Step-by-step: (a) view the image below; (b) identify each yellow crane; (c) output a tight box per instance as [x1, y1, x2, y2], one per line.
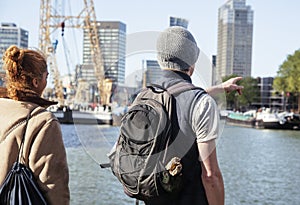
[39, 0, 112, 107]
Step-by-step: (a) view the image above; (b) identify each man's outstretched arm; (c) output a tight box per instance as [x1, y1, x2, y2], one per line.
[206, 76, 244, 96]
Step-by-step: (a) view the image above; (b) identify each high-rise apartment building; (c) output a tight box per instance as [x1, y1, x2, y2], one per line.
[143, 60, 162, 86]
[216, 0, 253, 78]
[169, 16, 189, 29]
[0, 23, 28, 85]
[82, 21, 126, 85]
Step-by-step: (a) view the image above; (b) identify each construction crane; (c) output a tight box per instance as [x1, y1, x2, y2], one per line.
[39, 0, 112, 107]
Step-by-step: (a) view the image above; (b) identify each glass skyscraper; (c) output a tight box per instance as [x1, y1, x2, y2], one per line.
[143, 60, 162, 86]
[169, 16, 189, 29]
[0, 23, 28, 85]
[216, 0, 253, 78]
[82, 21, 126, 85]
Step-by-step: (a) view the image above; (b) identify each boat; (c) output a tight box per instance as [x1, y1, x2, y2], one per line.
[225, 108, 300, 130]
[255, 108, 300, 130]
[225, 110, 256, 128]
[282, 112, 300, 130]
[50, 106, 113, 125]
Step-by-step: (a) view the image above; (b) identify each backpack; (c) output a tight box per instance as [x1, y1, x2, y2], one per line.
[0, 109, 48, 205]
[109, 82, 205, 201]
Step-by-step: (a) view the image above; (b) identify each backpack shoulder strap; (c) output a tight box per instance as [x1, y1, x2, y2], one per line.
[151, 82, 205, 96]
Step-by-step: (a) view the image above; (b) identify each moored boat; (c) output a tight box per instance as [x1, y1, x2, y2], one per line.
[226, 110, 256, 128]
[51, 106, 113, 125]
[226, 108, 300, 130]
[255, 109, 300, 130]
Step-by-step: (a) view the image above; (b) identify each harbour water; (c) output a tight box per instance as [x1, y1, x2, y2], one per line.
[62, 123, 300, 205]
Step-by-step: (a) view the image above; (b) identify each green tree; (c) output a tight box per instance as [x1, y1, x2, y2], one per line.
[273, 49, 300, 111]
[238, 77, 259, 108]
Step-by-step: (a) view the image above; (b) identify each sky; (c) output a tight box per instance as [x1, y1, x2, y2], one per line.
[1, 0, 300, 80]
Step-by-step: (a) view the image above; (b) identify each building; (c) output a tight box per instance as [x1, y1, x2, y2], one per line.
[169, 16, 189, 28]
[143, 60, 162, 86]
[82, 21, 126, 85]
[0, 23, 28, 86]
[251, 77, 287, 111]
[75, 64, 97, 86]
[252, 77, 274, 108]
[216, 0, 253, 78]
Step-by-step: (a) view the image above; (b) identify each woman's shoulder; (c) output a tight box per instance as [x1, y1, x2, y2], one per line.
[31, 106, 58, 124]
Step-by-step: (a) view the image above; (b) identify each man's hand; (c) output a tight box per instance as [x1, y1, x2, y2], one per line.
[222, 76, 244, 95]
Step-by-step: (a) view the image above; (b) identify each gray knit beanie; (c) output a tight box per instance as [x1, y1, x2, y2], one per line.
[156, 26, 200, 71]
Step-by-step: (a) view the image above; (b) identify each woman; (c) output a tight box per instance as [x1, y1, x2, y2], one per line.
[0, 45, 70, 204]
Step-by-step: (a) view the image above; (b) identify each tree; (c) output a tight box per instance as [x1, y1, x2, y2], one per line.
[273, 49, 300, 112]
[238, 77, 259, 108]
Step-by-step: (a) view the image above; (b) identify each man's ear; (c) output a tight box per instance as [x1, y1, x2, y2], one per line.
[32, 78, 39, 88]
[187, 65, 195, 76]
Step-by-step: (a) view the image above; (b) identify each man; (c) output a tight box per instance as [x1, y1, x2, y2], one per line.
[144, 26, 242, 205]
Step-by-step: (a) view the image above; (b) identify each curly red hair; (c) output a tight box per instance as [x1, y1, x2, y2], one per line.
[2, 45, 47, 100]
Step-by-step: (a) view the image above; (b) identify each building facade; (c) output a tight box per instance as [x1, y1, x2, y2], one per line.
[216, 0, 253, 78]
[169, 16, 189, 29]
[143, 60, 162, 86]
[251, 77, 288, 111]
[82, 21, 126, 85]
[0, 23, 28, 85]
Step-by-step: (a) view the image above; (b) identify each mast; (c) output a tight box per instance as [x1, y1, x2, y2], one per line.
[39, 0, 111, 106]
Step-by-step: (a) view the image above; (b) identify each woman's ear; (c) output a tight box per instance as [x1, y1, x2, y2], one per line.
[32, 78, 39, 88]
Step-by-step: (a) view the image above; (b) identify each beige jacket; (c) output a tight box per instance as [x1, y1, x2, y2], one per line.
[0, 98, 70, 205]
